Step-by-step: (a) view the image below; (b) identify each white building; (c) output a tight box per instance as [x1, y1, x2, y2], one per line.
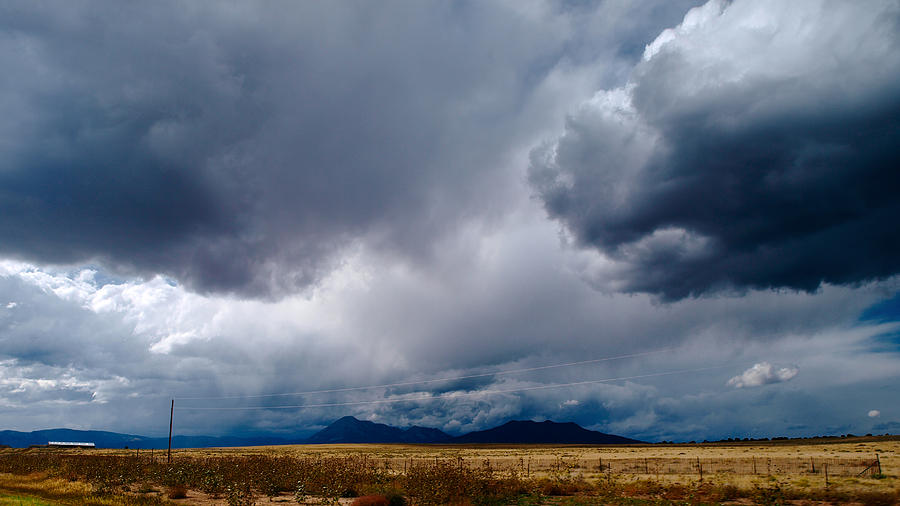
[47, 441, 95, 448]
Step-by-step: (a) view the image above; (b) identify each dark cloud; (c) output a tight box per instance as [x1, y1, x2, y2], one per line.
[0, 0, 700, 298]
[2, 1, 899, 443]
[530, 0, 900, 300]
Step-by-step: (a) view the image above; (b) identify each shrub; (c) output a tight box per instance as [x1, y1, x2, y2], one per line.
[385, 492, 407, 506]
[226, 481, 256, 506]
[351, 495, 390, 506]
[404, 459, 527, 505]
[534, 477, 592, 497]
[166, 484, 188, 499]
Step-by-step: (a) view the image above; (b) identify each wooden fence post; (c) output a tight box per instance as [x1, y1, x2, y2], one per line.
[825, 463, 829, 488]
[167, 399, 174, 464]
[876, 454, 882, 475]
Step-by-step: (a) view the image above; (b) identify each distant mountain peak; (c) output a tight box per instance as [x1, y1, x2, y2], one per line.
[452, 419, 643, 444]
[305, 417, 641, 445]
[305, 417, 452, 444]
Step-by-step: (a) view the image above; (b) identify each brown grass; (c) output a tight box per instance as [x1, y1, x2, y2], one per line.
[0, 436, 897, 505]
[0, 472, 92, 500]
[0, 472, 170, 505]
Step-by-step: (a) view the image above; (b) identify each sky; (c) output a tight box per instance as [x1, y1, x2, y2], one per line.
[1, 0, 899, 442]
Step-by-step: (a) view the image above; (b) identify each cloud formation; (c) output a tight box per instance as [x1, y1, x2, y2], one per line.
[530, 0, 900, 299]
[1, 252, 896, 440]
[727, 362, 798, 389]
[0, 0, 700, 298]
[1, 1, 899, 443]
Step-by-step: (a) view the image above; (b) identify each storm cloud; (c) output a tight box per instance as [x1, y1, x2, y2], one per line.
[0, 0, 700, 298]
[1, 1, 899, 442]
[530, 0, 900, 300]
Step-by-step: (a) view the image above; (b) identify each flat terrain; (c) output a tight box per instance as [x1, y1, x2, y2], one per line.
[116, 435, 900, 481]
[1, 436, 898, 504]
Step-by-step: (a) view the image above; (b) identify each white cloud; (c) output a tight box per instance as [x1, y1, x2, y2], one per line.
[642, 0, 725, 61]
[4, 302, 15, 309]
[868, 410, 881, 418]
[727, 362, 798, 388]
[1, 249, 898, 438]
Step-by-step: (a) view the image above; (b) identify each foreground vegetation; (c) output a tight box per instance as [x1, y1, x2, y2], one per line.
[0, 439, 897, 505]
[0, 490, 59, 506]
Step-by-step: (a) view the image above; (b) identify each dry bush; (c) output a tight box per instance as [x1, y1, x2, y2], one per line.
[659, 483, 690, 500]
[225, 481, 256, 506]
[356, 485, 406, 506]
[533, 477, 593, 496]
[622, 479, 666, 498]
[351, 495, 390, 506]
[404, 459, 528, 505]
[693, 482, 743, 502]
[166, 484, 187, 499]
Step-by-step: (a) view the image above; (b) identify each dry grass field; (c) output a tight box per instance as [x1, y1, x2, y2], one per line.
[1, 436, 898, 504]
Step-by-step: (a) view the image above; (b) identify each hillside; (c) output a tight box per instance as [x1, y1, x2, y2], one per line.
[305, 416, 452, 444]
[451, 420, 642, 444]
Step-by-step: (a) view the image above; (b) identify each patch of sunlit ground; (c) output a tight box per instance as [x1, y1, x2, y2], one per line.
[0, 473, 168, 506]
[140, 437, 899, 474]
[0, 473, 90, 502]
[25, 436, 900, 503]
[0, 491, 59, 505]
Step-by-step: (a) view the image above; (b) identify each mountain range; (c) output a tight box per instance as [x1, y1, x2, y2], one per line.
[452, 419, 641, 444]
[306, 416, 453, 444]
[0, 417, 641, 449]
[0, 428, 300, 449]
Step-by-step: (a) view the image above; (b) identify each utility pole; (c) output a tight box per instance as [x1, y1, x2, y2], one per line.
[167, 399, 174, 464]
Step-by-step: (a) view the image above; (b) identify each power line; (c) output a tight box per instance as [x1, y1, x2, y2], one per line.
[176, 365, 725, 411]
[175, 348, 672, 401]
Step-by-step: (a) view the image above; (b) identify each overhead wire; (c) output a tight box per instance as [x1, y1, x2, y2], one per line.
[176, 365, 726, 411]
[175, 348, 673, 401]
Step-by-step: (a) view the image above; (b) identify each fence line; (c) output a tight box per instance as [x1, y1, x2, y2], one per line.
[2, 449, 881, 479]
[369, 455, 879, 477]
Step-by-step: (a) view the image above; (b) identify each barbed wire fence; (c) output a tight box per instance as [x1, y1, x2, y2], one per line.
[371, 454, 882, 478]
